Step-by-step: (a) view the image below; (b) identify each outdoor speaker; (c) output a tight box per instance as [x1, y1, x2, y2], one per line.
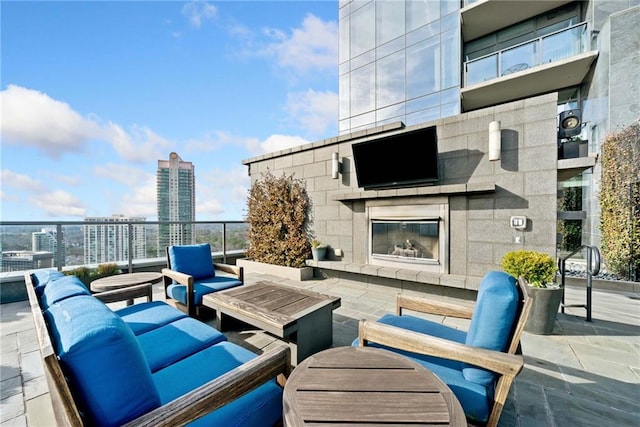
[558, 109, 582, 139]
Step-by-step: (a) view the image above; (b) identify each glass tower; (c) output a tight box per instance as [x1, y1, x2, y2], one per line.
[339, 0, 461, 134]
[157, 152, 195, 256]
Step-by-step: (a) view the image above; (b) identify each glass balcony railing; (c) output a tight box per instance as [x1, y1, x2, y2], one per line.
[464, 22, 588, 86]
[0, 220, 248, 275]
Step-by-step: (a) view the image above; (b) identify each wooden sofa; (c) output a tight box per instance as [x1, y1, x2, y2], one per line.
[25, 270, 290, 427]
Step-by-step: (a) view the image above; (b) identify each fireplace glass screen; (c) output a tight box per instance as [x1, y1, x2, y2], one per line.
[371, 220, 439, 262]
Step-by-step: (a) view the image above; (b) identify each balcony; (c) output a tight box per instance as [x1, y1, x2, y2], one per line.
[461, 0, 574, 42]
[461, 22, 598, 111]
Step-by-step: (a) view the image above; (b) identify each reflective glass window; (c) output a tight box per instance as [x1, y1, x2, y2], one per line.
[406, 0, 440, 32]
[351, 1, 375, 57]
[339, 14, 350, 64]
[377, 0, 405, 45]
[377, 50, 405, 108]
[340, 74, 351, 120]
[441, 27, 460, 89]
[406, 35, 440, 99]
[351, 62, 375, 116]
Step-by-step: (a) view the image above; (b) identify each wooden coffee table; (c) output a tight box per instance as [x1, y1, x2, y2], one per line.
[91, 272, 161, 305]
[202, 281, 341, 365]
[283, 346, 466, 426]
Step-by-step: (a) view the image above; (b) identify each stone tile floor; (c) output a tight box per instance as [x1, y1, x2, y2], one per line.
[1, 272, 639, 426]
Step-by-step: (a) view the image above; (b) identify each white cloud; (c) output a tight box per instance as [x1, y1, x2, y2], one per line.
[1, 169, 46, 192]
[264, 14, 338, 76]
[29, 190, 86, 218]
[182, 130, 238, 153]
[94, 163, 152, 185]
[0, 85, 102, 157]
[103, 123, 171, 163]
[117, 175, 158, 218]
[197, 165, 250, 219]
[182, 1, 217, 28]
[253, 134, 310, 155]
[0, 85, 172, 163]
[285, 89, 338, 136]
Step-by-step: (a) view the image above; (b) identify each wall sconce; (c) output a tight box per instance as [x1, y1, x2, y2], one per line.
[332, 152, 340, 179]
[489, 120, 501, 161]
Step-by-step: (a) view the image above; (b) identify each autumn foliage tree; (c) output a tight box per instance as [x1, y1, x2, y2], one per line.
[245, 171, 312, 268]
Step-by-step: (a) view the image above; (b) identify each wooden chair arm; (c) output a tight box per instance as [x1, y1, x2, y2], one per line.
[213, 263, 243, 281]
[397, 293, 474, 319]
[358, 320, 523, 377]
[93, 284, 153, 304]
[123, 345, 291, 427]
[161, 268, 195, 287]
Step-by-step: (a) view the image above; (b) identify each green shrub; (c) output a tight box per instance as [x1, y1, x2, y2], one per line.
[64, 266, 92, 279]
[600, 121, 640, 280]
[96, 263, 120, 275]
[245, 171, 312, 268]
[64, 263, 120, 279]
[501, 250, 557, 288]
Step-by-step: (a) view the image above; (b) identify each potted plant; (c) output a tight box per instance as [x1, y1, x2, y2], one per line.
[310, 239, 326, 261]
[501, 250, 561, 334]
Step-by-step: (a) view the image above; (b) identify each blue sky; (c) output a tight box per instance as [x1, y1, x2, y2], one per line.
[1, 0, 339, 221]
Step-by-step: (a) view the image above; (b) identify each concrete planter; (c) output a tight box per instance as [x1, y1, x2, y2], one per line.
[237, 258, 314, 281]
[524, 285, 563, 335]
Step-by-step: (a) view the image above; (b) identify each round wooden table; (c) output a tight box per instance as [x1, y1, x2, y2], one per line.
[91, 272, 162, 305]
[283, 346, 466, 426]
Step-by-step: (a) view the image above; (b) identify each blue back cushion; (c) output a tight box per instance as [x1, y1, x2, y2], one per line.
[31, 269, 65, 296]
[168, 244, 215, 279]
[45, 295, 160, 427]
[40, 275, 90, 310]
[463, 271, 519, 385]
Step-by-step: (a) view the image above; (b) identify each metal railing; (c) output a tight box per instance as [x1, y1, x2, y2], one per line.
[558, 245, 601, 322]
[0, 220, 248, 275]
[464, 22, 588, 86]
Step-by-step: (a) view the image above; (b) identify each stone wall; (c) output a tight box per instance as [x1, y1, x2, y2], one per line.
[243, 93, 559, 289]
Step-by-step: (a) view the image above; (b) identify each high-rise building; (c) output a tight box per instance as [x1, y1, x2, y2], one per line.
[157, 152, 195, 256]
[339, 0, 639, 250]
[83, 215, 147, 264]
[32, 228, 65, 267]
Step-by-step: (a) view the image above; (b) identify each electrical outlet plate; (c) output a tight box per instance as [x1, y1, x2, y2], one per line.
[510, 216, 527, 230]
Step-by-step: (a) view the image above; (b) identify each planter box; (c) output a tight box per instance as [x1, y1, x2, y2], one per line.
[237, 259, 314, 281]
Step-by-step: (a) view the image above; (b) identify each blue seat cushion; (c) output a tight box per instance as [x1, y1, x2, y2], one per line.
[115, 301, 188, 335]
[464, 271, 519, 385]
[166, 276, 242, 306]
[168, 244, 215, 279]
[45, 295, 160, 427]
[137, 317, 227, 372]
[39, 275, 90, 309]
[153, 341, 283, 427]
[391, 346, 493, 423]
[30, 269, 65, 295]
[376, 313, 467, 344]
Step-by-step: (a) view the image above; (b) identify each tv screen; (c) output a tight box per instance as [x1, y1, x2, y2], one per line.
[352, 126, 439, 190]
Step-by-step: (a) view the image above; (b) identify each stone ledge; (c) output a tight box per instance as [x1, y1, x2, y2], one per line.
[306, 260, 479, 291]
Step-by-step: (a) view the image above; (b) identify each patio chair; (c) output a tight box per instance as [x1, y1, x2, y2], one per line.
[355, 270, 532, 427]
[162, 243, 243, 317]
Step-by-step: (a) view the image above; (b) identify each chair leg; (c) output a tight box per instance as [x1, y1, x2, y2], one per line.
[486, 375, 515, 427]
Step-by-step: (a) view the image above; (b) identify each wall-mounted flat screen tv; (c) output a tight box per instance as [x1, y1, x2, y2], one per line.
[352, 126, 439, 190]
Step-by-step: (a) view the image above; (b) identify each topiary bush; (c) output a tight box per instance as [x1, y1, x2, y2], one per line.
[600, 120, 640, 280]
[245, 171, 312, 268]
[501, 250, 558, 288]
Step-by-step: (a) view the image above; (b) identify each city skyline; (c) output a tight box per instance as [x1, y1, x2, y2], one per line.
[1, 1, 339, 222]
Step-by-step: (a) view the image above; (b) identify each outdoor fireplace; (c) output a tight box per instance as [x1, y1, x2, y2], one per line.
[368, 204, 448, 273]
